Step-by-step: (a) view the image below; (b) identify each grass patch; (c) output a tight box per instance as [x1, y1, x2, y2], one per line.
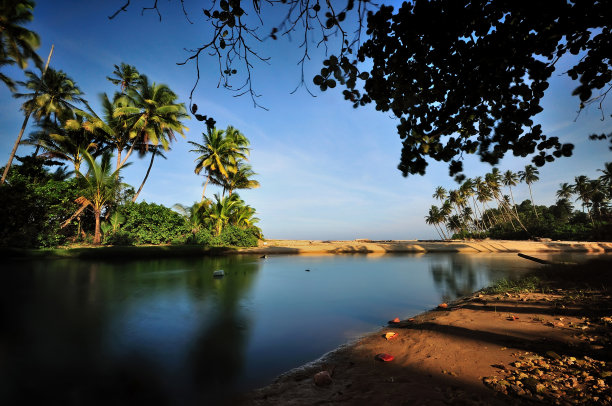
[484, 275, 542, 294]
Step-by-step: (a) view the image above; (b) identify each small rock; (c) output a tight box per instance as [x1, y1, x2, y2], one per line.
[314, 371, 332, 386]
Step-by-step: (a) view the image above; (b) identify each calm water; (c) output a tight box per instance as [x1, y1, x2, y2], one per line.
[0, 252, 587, 404]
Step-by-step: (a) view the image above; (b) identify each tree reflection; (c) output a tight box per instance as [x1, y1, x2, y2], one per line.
[0, 255, 262, 405]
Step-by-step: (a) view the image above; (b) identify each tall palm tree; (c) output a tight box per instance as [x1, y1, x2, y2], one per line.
[189, 127, 241, 200]
[115, 76, 188, 201]
[74, 150, 128, 244]
[518, 165, 540, 218]
[502, 170, 519, 212]
[574, 175, 595, 225]
[14, 68, 88, 123]
[131, 144, 167, 202]
[425, 205, 444, 240]
[0, 0, 42, 91]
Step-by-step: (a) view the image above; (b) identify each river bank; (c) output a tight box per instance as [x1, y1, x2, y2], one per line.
[244, 239, 612, 255]
[4, 239, 611, 260]
[240, 257, 612, 405]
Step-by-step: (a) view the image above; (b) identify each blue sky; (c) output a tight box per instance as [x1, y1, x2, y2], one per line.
[1, 1, 610, 240]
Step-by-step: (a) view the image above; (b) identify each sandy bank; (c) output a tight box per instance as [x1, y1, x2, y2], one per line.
[240, 259, 612, 405]
[238, 239, 612, 255]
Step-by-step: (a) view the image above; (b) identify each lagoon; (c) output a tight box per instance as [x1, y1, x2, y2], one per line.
[0, 252, 587, 404]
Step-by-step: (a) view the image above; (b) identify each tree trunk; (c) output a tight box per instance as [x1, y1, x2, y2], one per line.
[1, 45, 54, 185]
[94, 208, 102, 245]
[201, 174, 210, 202]
[132, 148, 156, 202]
[528, 183, 539, 218]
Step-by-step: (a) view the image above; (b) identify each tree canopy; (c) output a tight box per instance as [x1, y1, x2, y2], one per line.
[113, 1, 610, 179]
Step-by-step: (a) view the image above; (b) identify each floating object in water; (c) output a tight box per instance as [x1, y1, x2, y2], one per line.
[260, 255, 268, 258]
[384, 332, 398, 340]
[376, 353, 394, 362]
[305, 269, 310, 272]
[213, 270, 225, 278]
[389, 317, 400, 324]
[438, 303, 448, 309]
[313, 370, 332, 386]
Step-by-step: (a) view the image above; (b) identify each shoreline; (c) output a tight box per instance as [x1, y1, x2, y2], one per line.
[242, 239, 612, 255]
[241, 258, 612, 405]
[3, 239, 611, 260]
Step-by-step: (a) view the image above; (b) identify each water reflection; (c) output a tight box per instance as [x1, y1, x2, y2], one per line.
[0, 256, 261, 405]
[1, 253, 584, 405]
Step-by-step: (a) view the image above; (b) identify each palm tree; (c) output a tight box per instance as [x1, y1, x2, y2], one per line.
[426, 205, 444, 240]
[73, 150, 128, 244]
[432, 186, 447, 202]
[502, 170, 519, 212]
[0, 0, 42, 91]
[14, 68, 89, 123]
[21, 113, 102, 172]
[598, 162, 612, 198]
[518, 165, 540, 218]
[115, 76, 188, 201]
[106, 63, 141, 92]
[217, 163, 260, 196]
[207, 193, 239, 236]
[556, 182, 574, 201]
[189, 127, 235, 200]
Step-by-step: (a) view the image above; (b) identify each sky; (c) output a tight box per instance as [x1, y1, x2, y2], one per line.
[1, 1, 610, 240]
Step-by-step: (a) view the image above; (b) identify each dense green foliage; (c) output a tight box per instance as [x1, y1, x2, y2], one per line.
[0, 158, 79, 247]
[115, 202, 190, 245]
[425, 164, 612, 241]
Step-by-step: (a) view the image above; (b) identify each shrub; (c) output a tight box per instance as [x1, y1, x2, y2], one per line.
[104, 230, 135, 246]
[118, 202, 190, 244]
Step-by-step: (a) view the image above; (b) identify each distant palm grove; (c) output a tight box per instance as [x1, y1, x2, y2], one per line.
[0, 2, 262, 248]
[425, 165, 612, 241]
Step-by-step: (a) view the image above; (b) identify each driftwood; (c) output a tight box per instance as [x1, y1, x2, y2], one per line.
[517, 253, 577, 266]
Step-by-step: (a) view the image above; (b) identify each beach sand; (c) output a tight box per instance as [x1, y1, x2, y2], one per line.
[240, 239, 612, 255]
[236, 247, 612, 405]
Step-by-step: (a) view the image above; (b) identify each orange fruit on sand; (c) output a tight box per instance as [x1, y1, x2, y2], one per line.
[438, 303, 448, 309]
[389, 317, 400, 323]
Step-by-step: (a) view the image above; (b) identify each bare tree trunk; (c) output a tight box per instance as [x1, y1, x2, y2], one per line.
[528, 183, 539, 219]
[1, 45, 54, 185]
[201, 174, 210, 202]
[132, 148, 156, 202]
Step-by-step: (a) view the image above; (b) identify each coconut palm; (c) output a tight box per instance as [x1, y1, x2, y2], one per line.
[556, 182, 574, 201]
[14, 68, 88, 123]
[598, 162, 612, 198]
[21, 113, 102, 172]
[426, 206, 444, 240]
[114, 77, 188, 201]
[131, 145, 167, 202]
[502, 170, 519, 212]
[2, 65, 85, 184]
[0, 0, 42, 91]
[189, 127, 242, 200]
[518, 165, 540, 218]
[207, 193, 239, 236]
[106, 63, 141, 92]
[214, 162, 260, 196]
[73, 150, 128, 244]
